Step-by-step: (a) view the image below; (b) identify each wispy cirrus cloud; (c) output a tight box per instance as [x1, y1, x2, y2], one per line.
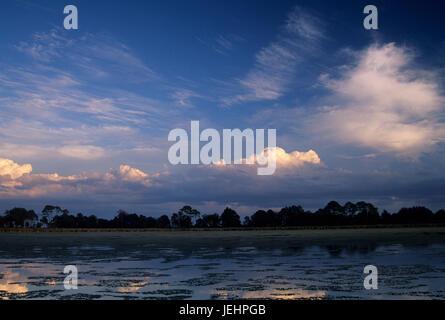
[196, 34, 245, 56]
[171, 89, 203, 107]
[15, 28, 157, 82]
[0, 28, 196, 170]
[58, 145, 106, 160]
[223, 6, 325, 105]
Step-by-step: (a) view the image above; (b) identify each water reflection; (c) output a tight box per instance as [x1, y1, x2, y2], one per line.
[242, 289, 326, 300]
[0, 229, 445, 300]
[0, 272, 28, 295]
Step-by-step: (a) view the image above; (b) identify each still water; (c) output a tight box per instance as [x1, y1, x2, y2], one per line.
[1, 228, 445, 299]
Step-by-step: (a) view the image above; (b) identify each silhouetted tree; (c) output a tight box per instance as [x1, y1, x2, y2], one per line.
[86, 215, 99, 228]
[315, 201, 347, 225]
[139, 215, 157, 228]
[97, 218, 110, 228]
[243, 216, 251, 227]
[354, 201, 379, 225]
[279, 205, 308, 226]
[41, 205, 67, 225]
[220, 207, 241, 227]
[51, 212, 76, 228]
[202, 213, 220, 228]
[178, 205, 200, 224]
[157, 215, 171, 228]
[194, 218, 208, 228]
[395, 207, 434, 224]
[2, 208, 37, 228]
[344, 201, 357, 217]
[2, 201, 445, 229]
[250, 210, 279, 227]
[381, 210, 392, 224]
[171, 211, 192, 228]
[436, 210, 445, 224]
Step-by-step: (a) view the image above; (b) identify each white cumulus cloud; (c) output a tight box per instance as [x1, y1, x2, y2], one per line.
[0, 158, 155, 197]
[0, 158, 32, 179]
[316, 43, 445, 156]
[271, 147, 321, 167]
[214, 147, 321, 173]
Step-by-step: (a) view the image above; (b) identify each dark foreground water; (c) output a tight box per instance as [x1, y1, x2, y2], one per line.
[1, 228, 445, 300]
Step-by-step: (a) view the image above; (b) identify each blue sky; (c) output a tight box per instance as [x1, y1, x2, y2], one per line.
[0, 0, 444, 217]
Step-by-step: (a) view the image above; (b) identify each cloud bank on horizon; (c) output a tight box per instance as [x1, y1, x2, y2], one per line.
[0, 0, 444, 216]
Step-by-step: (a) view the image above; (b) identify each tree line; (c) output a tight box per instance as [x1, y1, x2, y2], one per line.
[1, 201, 445, 229]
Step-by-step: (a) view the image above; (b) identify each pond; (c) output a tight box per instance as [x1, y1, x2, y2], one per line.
[1, 228, 444, 299]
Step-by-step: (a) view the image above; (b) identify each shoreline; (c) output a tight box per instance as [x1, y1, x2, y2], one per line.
[1, 223, 445, 233]
[2, 227, 445, 261]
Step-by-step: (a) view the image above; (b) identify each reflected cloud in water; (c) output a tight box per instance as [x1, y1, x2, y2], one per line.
[0, 272, 28, 297]
[0, 229, 445, 299]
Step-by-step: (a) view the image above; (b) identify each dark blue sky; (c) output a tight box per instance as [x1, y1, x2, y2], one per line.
[0, 0, 444, 217]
